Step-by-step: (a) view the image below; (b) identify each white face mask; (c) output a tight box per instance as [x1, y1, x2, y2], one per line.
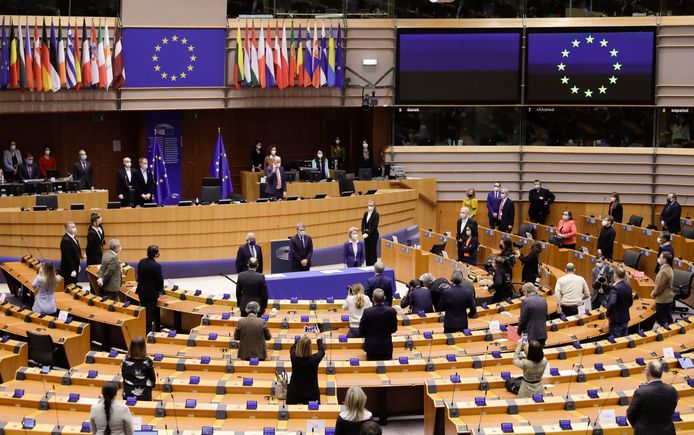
[562, 214, 569, 220]
[350, 234, 358, 241]
[460, 213, 467, 220]
[80, 154, 87, 161]
[363, 143, 368, 149]
[368, 206, 374, 211]
[535, 184, 541, 189]
[70, 227, 77, 235]
[256, 144, 262, 149]
[610, 197, 615, 202]
[658, 238, 663, 245]
[124, 163, 131, 169]
[317, 153, 323, 159]
[493, 186, 500, 192]
[45, 150, 50, 156]
[270, 150, 276, 156]
[141, 164, 148, 170]
[298, 230, 305, 237]
[658, 257, 665, 265]
[501, 193, 507, 199]
[465, 231, 472, 237]
[335, 139, 340, 144]
[602, 220, 609, 227]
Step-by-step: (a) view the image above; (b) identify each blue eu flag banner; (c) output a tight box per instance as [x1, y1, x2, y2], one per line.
[149, 135, 171, 205]
[123, 28, 225, 87]
[210, 131, 233, 198]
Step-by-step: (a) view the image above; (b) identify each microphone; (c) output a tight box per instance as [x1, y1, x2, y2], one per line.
[565, 363, 577, 401]
[169, 393, 181, 435]
[426, 335, 434, 366]
[479, 344, 491, 391]
[450, 372, 459, 406]
[591, 386, 614, 431]
[476, 389, 489, 434]
[51, 385, 61, 429]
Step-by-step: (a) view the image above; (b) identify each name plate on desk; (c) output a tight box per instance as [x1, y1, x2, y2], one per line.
[640, 250, 650, 257]
[424, 231, 432, 238]
[434, 256, 443, 264]
[401, 246, 409, 253]
[573, 252, 584, 260]
[501, 233, 510, 240]
[587, 217, 595, 224]
[641, 229, 652, 236]
[439, 235, 446, 242]
[581, 235, 590, 242]
[386, 241, 394, 249]
[684, 219, 692, 226]
[674, 259, 683, 267]
[545, 227, 554, 233]
[621, 225, 632, 232]
[485, 229, 494, 236]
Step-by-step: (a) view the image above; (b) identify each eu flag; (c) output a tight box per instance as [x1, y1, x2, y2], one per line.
[122, 28, 225, 88]
[148, 135, 171, 205]
[210, 131, 233, 198]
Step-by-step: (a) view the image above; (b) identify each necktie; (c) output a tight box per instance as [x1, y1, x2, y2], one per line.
[82, 161, 86, 171]
[143, 170, 147, 183]
[499, 200, 504, 219]
[251, 245, 256, 258]
[276, 169, 282, 189]
[301, 236, 305, 248]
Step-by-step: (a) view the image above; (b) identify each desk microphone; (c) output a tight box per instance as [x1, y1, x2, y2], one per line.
[426, 335, 434, 367]
[219, 273, 237, 284]
[51, 385, 61, 429]
[168, 393, 181, 435]
[475, 389, 489, 435]
[565, 363, 577, 401]
[479, 344, 491, 391]
[450, 371, 460, 406]
[589, 386, 614, 433]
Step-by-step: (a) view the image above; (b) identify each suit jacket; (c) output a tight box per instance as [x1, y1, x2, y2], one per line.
[265, 167, 287, 196]
[656, 244, 676, 273]
[437, 282, 477, 330]
[365, 274, 394, 306]
[311, 158, 330, 178]
[400, 287, 434, 313]
[359, 304, 398, 355]
[627, 380, 678, 435]
[455, 217, 478, 241]
[289, 234, 313, 271]
[72, 160, 94, 190]
[661, 201, 682, 233]
[606, 280, 633, 324]
[132, 169, 155, 206]
[235, 243, 264, 274]
[343, 241, 365, 267]
[652, 264, 674, 304]
[517, 293, 548, 341]
[98, 249, 122, 295]
[60, 233, 82, 278]
[17, 163, 39, 180]
[608, 202, 623, 223]
[361, 211, 380, 238]
[234, 314, 272, 360]
[116, 168, 134, 203]
[498, 198, 515, 231]
[3, 149, 22, 172]
[486, 191, 502, 217]
[597, 226, 616, 260]
[235, 270, 269, 315]
[136, 258, 164, 303]
[86, 225, 105, 265]
[519, 251, 540, 284]
[528, 188, 555, 222]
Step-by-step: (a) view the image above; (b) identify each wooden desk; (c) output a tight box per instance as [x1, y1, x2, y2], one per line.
[380, 238, 429, 283]
[239, 170, 262, 201]
[85, 264, 136, 297]
[0, 338, 27, 383]
[0, 190, 108, 210]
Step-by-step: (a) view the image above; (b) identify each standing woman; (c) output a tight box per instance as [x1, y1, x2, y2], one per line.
[89, 382, 134, 435]
[517, 242, 543, 285]
[462, 189, 479, 220]
[556, 211, 578, 250]
[264, 145, 278, 175]
[286, 332, 325, 404]
[342, 283, 372, 338]
[334, 386, 373, 435]
[31, 262, 60, 316]
[512, 340, 547, 399]
[311, 150, 330, 180]
[343, 227, 365, 268]
[86, 212, 105, 267]
[121, 337, 156, 401]
[361, 200, 380, 266]
[608, 192, 623, 223]
[488, 257, 513, 303]
[458, 226, 478, 266]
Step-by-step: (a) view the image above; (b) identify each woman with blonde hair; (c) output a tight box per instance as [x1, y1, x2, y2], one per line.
[286, 331, 325, 404]
[343, 227, 365, 268]
[334, 386, 373, 434]
[32, 262, 60, 316]
[342, 282, 372, 338]
[121, 337, 156, 401]
[462, 188, 479, 219]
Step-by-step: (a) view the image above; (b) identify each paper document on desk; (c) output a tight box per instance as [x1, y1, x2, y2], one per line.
[359, 266, 374, 271]
[319, 269, 343, 274]
[266, 274, 286, 279]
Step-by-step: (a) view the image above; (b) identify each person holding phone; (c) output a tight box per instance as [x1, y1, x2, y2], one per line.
[286, 331, 325, 404]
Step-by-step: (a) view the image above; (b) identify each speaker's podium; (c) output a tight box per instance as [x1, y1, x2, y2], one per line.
[270, 239, 292, 273]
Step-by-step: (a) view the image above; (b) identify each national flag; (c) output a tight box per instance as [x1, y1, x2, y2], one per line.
[73, 19, 81, 88]
[66, 27, 77, 89]
[32, 22, 42, 91]
[296, 26, 303, 87]
[81, 19, 91, 87]
[243, 22, 250, 87]
[327, 23, 336, 87]
[311, 22, 320, 88]
[303, 24, 312, 88]
[288, 21, 297, 87]
[249, 21, 259, 87]
[265, 25, 275, 88]
[258, 21, 266, 88]
[280, 22, 289, 89]
[89, 20, 99, 87]
[111, 24, 125, 89]
[9, 20, 18, 87]
[148, 134, 171, 205]
[21, 18, 34, 91]
[232, 24, 243, 89]
[17, 18, 26, 89]
[57, 22, 67, 87]
[40, 19, 52, 92]
[209, 129, 234, 199]
[48, 20, 60, 91]
[97, 22, 106, 88]
[103, 22, 113, 89]
[319, 22, 327, 87]
[0, 19, 8, 90]
[336, 23, 344, 88]
[273, 22, 282, 89]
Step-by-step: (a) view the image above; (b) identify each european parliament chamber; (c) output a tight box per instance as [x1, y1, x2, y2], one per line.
[2, 0, 694, 434]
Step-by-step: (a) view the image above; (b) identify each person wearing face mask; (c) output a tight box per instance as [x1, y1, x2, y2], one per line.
[556, 210, 578, 250]
[591, 255, 614, 308]
[596, 215, 617, 260]
[60, 221, 83, 286]
[265, 156, 287, 200]
[462, 189, 478, 220]
[2, 140, 22, 181]
[652, 252, 674, 327]
[136, 245, 165, 333]
[458, 225, 478, 266]
[660, 193, 682, 234]
[17, 153, 39, 180]
[72, 149, 94, 190]
[97, 239, 123, 301]
[38, 146, 57, 178]
[132, 157, 155, 207]
[311, 150, 329, 180]
[528, 179, 555, 225]
[330, 137, 345, 161]
[456, 206, 478, 256]
[486, 182, 503, 229]
[250, 140, 264, 172]
[343, 227, 365, 268]
[361, 200, 380, 266]
[359, 140, 373, 169]
[497, 188, 515, 233]
[236, 258, 268, 318]
[236, 232, 264, 274]
[116, 157, 134, 207]
[656, 232, 675, 274]
[607, 192, 623, 223]
[264, 146, 278, 174]
[32, 261, 61, 316]
[86, 212, 106, 268]
[289, 223, 313, 272]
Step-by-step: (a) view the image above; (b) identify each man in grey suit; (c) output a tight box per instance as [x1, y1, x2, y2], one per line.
[97, 239, 123, 301]
[517, 283, 548, 346]
[234, 301, 272, 361]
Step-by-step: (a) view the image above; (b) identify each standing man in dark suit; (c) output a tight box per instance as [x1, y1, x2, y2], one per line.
[486, 182, 502, 229]
[136, 245, 164, 333]
[361, 200, 380, 266]
[660, 193, 682, 234]
[606, 268, 633, 338]
[497, 188, 515, 233]
[72, 149, 94, 190]
[437, 270, 477, 333]
[656, 232, 675, 274]
[517, 283, 548, 346]
[365, 261, 394, 306]
[17, 154, 40, 180]
[234, 301, 272, 361]
[265, 156, 287, 200]
[596, 216, 617, 260]
[132, 157, 155, 207]
[116, 157, 134, 207]
[528, 179, 555, 225]
[359, 289, 398, 361]
[86, 212, 105, 267]
[627, 360, 678, 435]
[456, 206, 478, 258]
[289, 223, 313, 272]
[236, 233, 263, 274]
[60, 221, 82, 286]
[235, 257, 268, 317]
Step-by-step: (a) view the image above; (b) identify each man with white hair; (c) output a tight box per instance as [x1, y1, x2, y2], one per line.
[235, 232, 263, 273]
[265, 155, 286, 200]
[98, 239, 123, 300]
[456, 206, 478, 261]
[627, 360, 678, 434]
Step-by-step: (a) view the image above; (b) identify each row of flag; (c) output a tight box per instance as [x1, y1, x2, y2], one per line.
[0, 17, 125, 92]
[232, 20, 344, 89]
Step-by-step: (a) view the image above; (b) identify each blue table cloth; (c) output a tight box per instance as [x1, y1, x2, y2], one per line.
[265, 266, 396, 300]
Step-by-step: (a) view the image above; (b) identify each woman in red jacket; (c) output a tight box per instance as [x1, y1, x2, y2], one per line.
[556, 210, 577, 250]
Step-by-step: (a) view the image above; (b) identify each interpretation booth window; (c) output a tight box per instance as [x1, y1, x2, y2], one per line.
[0, 0, 118, 16]
[657, 108, 694, 148]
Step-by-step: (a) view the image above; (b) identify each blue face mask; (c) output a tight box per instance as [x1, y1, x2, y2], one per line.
[248, 240, 256, 246]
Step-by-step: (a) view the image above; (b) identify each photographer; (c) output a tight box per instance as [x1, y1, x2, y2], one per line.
[591, 255, 614, 308]
[400, 279, 434, 314]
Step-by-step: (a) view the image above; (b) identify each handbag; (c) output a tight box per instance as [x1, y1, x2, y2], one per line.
[274, 371, 288, 400]
[505, 376, 522, 394]
[549, 235, 563, 246]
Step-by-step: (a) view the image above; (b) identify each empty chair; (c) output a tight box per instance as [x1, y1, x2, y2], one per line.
[339, 175, 355, 196]
[26, 331, 64, 368]
[518, 223, 536, 239]
[682, 226, 694, 240]
[200, 185, 222, 203]
[627, 215, 643, 227]
[673, 269, 694, 319]
[35, 195, 58, 210]
[622, 250, 643, 271]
